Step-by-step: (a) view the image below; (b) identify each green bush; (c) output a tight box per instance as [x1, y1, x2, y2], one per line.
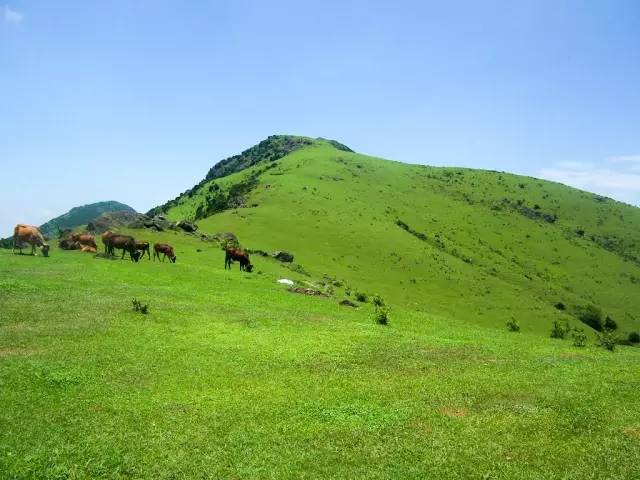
[629, 332, 640, 344]
[372, 294, 385, 307]
[375, 307, 389, 326]
[596, 330, 617, 352]
[355, 292, 368, 302]
[604, 316, 618, 331]
[506, 318, 520, 332]
[571, 328, 588, 347]
[550, 320, 570, 339]
[554, 302, 566, 311]
[132, 298, 149, 315]
[578, 305, 604, 332]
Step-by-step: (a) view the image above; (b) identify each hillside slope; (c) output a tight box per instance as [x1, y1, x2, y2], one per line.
[38, 201, 136, 237]
[154, 136, 640, 334]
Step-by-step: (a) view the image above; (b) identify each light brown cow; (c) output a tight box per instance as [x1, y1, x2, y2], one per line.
[72, 233, 98, 251]
[13, 224, 50, 257]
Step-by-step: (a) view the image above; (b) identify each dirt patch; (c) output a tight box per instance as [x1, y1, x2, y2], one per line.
[0, 346, 43, 358]
[623, 426, 640, 439]
[439, 407, 467, 418]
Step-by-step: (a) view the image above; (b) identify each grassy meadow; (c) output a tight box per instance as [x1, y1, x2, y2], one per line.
[1, 240, 640, 479]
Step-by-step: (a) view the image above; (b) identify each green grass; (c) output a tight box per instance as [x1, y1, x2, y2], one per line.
[1, 245, 640, 479]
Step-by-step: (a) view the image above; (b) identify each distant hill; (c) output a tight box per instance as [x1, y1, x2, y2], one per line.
[149, 135, 640, 335]
[39, 201, 136, 237]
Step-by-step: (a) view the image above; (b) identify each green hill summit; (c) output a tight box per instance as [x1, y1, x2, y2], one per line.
[39, 200, 136, 237]
[148, 135, 640, 335]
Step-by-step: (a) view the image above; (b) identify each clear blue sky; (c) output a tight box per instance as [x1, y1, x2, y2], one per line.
[2, 0, 639, 236]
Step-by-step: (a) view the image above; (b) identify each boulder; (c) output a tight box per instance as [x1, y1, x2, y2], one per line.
[339, 299, 358, 308]
[272, 250, 294, 263]
[177, 220, 198, 233]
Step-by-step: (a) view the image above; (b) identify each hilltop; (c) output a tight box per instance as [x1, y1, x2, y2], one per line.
[38, 200, 136, 237]
[151, 135, 640, 335]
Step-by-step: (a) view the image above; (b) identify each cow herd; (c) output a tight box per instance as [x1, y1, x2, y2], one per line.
[11, 223, 253, 272]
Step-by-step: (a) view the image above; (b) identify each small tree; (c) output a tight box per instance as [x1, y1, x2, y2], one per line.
[374, 307, 389, 326]
[596, 330, 617, 352]
[578, 305, 604, 331]
[571, 328, 587, 347]
[550, 320, 570, 339]
[604, 316, 618, 331]
[506, 318, 520, 332]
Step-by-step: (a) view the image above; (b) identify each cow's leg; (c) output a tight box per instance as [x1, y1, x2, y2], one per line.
[121, 248, 126, 259]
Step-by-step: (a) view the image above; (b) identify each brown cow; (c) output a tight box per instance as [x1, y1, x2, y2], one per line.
[134, 241, 151, 260]
[71, 233, 97, 252]
[101, 230, 115, 255]
[109, 234, 140, 262]
[153, 243, 176, 263]
[224, 247, 252, 272]
[13, 224, 50, 257]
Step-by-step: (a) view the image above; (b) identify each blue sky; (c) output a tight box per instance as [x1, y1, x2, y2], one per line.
[1, 0, 639, 236]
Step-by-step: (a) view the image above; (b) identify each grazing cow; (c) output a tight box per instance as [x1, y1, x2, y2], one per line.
[224, 247, 253, 272]
[109, 234, 140, 262]
[134, 240, 151, 260]
[153, 243, 176, 263]
[12, 224, 50, 257]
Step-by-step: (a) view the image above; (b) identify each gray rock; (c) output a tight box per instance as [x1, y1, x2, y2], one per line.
[272, 251, 294, 263]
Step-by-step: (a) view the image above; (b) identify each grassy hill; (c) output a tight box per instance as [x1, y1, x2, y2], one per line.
[2, 136, 640, 478]
[38, 201, 136, 238]
[156, 136, 640, 336]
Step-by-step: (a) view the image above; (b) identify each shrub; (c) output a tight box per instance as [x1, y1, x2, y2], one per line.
[132, 298, 149, 315]
[604, 316, 618, 331]
[375, 307, 389, 326]
[550, 320, 570, 339]
[578, 305, 603, 331]
[355, 292, 368, 303]
[571, 328, 587, 347]
[554, 302, 566, 311]
[596, 330, 617, 352]
[629, 332, 640, 344]
[372, 294, 385, 307]
[506, 318, 520, 332]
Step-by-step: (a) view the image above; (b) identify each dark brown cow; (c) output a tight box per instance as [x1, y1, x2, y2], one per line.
[13, 224, 50, 257]
[109, 234, 140, 262]
[224, 247, 253, 272]
[135, 241, 151, 260]
[153, 243, 176, 263]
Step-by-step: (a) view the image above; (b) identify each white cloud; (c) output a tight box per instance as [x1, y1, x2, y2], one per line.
[2, 5, 23, 24]
[537, 155, 640, 206]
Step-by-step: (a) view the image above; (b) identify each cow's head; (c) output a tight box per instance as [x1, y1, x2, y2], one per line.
[132, 251, 141, 262]
[170, 254, 177, 263]
[245, 263, 253, 273]
[41, 244, 50, 257]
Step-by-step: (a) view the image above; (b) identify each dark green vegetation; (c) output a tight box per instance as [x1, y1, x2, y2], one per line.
[2, 136, 640, 478]
[39, 201, 136, 238]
